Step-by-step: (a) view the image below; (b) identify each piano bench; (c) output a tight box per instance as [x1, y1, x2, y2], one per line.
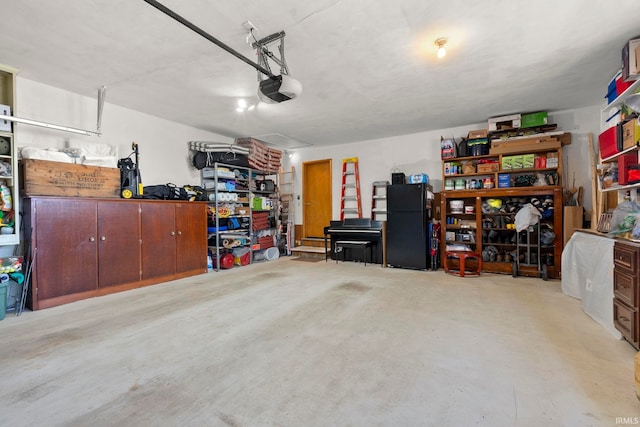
[334, 240, 374, 266]
[444, 251, 482, 277]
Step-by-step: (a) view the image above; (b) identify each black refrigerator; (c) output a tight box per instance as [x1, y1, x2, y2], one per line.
[386, 183, 431, 270]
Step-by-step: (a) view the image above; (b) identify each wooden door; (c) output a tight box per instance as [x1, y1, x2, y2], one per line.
[140, 202, 176, 279]
[33, 198, 98, 300]
[175, 202, 207, 273]
[98, 201, 142, 287]
[303, 159, 332, 238]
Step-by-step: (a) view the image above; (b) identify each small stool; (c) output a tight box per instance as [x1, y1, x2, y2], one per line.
[444, 251, 482, 277]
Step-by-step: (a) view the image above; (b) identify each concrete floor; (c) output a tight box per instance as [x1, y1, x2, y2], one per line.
[0, 258, 638, 426]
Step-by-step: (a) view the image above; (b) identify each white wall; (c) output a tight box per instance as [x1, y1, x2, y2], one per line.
[15, 77, 602, 229]
[15, 78, 233, 186]
[285, 105, 602, 225]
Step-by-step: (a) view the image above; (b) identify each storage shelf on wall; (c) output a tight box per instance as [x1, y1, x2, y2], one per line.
[0, 67, 19, 246]
[201, 162, 280, 271]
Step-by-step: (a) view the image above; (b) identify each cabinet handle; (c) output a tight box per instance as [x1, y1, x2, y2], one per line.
[89, 237, 95, 242]
[171, 231, 176, 236]
[100, 236, 106, 241]
[177, 231, 182, 235]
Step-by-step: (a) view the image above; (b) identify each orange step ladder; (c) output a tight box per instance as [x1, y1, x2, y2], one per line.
[340, 157, 362, 220]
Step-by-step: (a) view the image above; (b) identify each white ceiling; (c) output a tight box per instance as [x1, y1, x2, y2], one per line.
[1, 0, 639, 148]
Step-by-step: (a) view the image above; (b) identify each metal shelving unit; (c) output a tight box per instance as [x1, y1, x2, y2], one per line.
[201, 162, 280, 270]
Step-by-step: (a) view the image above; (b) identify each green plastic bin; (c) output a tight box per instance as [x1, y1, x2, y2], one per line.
[0, 282, 7, 320]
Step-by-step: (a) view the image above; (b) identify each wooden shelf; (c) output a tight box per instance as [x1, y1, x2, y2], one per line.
[601, 182, 640, 193]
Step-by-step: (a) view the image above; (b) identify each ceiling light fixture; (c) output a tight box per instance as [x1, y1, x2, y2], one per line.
[435, 38, 447, 59]
[236, 99, 256, 113]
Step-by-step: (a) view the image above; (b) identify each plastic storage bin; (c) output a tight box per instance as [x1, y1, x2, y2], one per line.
[0, 281, 7, 320]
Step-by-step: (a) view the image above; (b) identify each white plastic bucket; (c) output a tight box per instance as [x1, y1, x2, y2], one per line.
[449, 200, 464, 213]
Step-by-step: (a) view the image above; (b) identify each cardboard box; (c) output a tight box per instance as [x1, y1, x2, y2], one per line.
[409, 173, 428, 184]
[563, 206, 584, 247]
[511, 155, 523, 169]
[534, 156, 546, 169]
[622, 119, 640, 150]
[622, 38, 640, 82]
[523, 153, 535, 169]
[468, 129, 488, 139]
[497, 174, 511, 188]
[489, 134, 565, 155]
[488, 114, 521, 131]
[546, 152, 559, 168]
[20, 159, 120, 198]
[501, 156, 513, 170]
[618, 152, 638, 185]
[521, 112, 548, 128]
[477, 162, 499, 173]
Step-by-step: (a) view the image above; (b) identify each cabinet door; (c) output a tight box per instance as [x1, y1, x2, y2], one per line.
[140, 202, 176, 279]
[175, 202, 207, 273]
[98, 201, 142, 287]
[33, 198, 98, 299]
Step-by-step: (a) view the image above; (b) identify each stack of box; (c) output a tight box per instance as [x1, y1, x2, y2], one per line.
[467, 129, 489, 156]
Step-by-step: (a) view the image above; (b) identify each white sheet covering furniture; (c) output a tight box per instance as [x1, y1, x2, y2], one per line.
[561, 230, 621, 339]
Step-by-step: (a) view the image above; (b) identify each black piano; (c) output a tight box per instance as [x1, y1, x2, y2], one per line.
[323, 218, 384, 264]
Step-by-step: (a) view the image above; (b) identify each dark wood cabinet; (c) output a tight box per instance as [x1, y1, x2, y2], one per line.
[140, 202, 207, 279]
[27, 198, 99, 301]
[24, 197, 208, 310]
[141, 202, 177, 280]
[613, 241, 640, 349]
[176, 202, 208, 273]
[98, 201, 141, 287]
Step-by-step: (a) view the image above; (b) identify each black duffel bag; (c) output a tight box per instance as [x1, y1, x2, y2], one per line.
[142, 183, 187, 200]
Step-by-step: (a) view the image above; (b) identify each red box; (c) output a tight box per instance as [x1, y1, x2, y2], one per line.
[616, 76, 634, 97]
[599, 127, 620, 159]
[618, 152, 638, 185]
[534, 156, 546, 169]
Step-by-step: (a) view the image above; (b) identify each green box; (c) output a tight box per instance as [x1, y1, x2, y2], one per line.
[512, 155, 524, 169]
[521, 111, 548, 128]
[501, 156, 513, 170]
[523, 153, 535, 169]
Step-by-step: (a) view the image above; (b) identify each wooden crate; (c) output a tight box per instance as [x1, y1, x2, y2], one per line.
[20, 159, 120, 198]
[477, 163, 499, 173]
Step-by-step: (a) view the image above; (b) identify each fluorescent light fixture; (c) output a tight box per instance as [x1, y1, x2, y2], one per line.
[0, 114, 101, 136]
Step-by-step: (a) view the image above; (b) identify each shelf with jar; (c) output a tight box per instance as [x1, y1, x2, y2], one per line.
[0, 66, 19, 246]
[442, 139, 567, 193]
[201, 163, 253, 270]
[202, 163, 281, 270]
[441, 187, 563, 278]
[249, 170, 280, 262]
